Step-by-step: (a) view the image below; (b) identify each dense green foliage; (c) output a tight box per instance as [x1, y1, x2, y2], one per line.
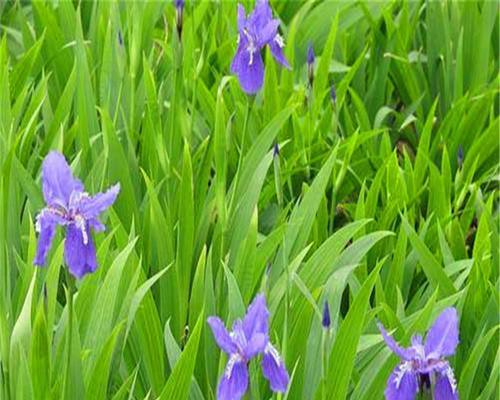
[0, 1, 498, 399]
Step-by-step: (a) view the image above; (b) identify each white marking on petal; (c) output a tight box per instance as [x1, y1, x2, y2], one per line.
[274, 33, 284, 48]
[225, 353, 243, 378]
[444, 364, 457, 393]
[265, 343, 281, 364]
[247, 42, 256, 65]
[393, 361, 413, 389]
[35, 213, 42, 232]
[243, 28, 257, 66]
[74, 215, 88, 245]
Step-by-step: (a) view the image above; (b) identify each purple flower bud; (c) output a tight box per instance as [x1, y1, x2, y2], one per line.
[457, 145, 464, 169]
[322, 300, 331, 329]
[174, 0, 185, 37]
[307, 42, 315, 87]
[273, 142, 280, 157]
[307, 42, 315, 66]
[330, 83, 337, 104]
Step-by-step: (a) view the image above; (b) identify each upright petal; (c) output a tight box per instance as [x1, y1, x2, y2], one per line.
[269, 35, 290, 69]
[249, 0, 273, 32]
[42, 151, 83, 208]
[34, 210, 60, 266]
[207, 316, 237, 354]
[242, 294, 269, 339]
[433, 363, 458, 400]
[244, 333, 267, 359]
[384, 363, 418, 400]
[261, 343, 289, 393]
[80, 184, 120, 219]
[424, 308, 459, 358]
[64, 223, 97, 279]
[237, 3, 247, 32]
[378, 322, 413, 360]
[217, 359, 248, 400]
[257, 19, 280, 47]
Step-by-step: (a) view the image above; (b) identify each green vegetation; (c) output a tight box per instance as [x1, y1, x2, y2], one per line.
[0, 1, 498, 399]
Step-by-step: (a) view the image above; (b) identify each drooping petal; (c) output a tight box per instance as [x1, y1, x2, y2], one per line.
[207, 316, 237, 354]
[269, 35, 290, 69]
[242, 294, 269, 339]
[378, 322, 413, 360]
[424, 308, 459, 358]
[231, 43, 265, 94]
[64, 223, 97, 279]
[89, 218, 106, 232]
[261, 343, 289, 393]
[80, 184, 120, 219]
[433, 363, 458, 400]
[231, 35, 247, 75]
[217, 359, 248, 400]
[42, 151, 83, 208]
[384, 363, 418, 400]
[34, 210, 60, 266]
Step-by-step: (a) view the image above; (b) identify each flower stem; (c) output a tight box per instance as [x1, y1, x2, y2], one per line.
[62, 269, 75, 399]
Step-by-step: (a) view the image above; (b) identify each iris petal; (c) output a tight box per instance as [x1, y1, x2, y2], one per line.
[42, 151, 83, 208]
[217, 359, 248, 400]
[34, 210, 60, 266]
[207, 316, 237, 354]
[64, 223, 97, 279]
[269, 35, 290, 69]
[424, 308, 459, 358]
[261, 343, 289, 393]
[80, 183, 120, 219]
[242, 293, 269, 339]
[384, 363, 418, 400]
[433, 363, 458, 400]
[378, 322, 413, 360]
[231, 43, 265, 94]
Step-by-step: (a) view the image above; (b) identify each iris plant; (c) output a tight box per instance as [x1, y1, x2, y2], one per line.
[34, 151, 120, 278]
[231, 0, 290, 94]
[378, 308, 459, 400]
[207, 294, 289, 400]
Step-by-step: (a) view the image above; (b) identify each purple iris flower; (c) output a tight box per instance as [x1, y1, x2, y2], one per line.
[378, 307, 459, 400]
[207, 294, 289, 400]
[231, 0, 290, 94]
[34, 151, 120, 279]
